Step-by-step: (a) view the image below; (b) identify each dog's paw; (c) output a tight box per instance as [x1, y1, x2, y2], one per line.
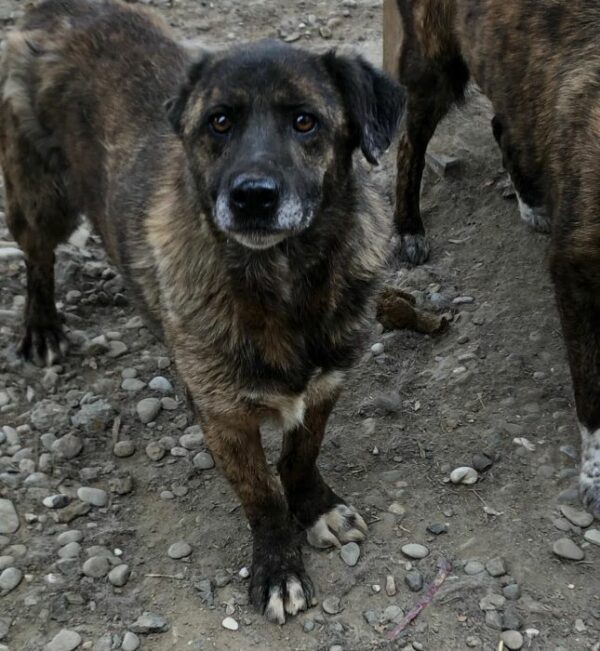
[516, 193, 551, 233]
[250, 558, 315, 624]
[307, 503, 368, 549]
[395, 233, 430, 265]
[18, 322, 69, 366]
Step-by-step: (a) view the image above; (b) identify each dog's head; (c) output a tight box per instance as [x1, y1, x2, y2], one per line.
[167, 41, 404, 250]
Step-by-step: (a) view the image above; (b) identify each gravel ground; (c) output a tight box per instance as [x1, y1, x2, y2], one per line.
[0, 0, 599, 650]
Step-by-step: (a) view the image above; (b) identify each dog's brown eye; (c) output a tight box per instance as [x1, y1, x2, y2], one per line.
[293, 113, 317, 133]
[210, 114, 232, 134]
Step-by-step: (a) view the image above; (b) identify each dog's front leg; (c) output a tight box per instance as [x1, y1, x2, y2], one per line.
[201, 410, 315, 624]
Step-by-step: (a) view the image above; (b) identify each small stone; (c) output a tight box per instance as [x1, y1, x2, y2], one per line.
[485, 611, 503, 630]
[179, 427, 204, 450]
[77, 487, 108, 507]
[239, 566, 250, 579]
[121, 632, 140, 651]
[30, 399, 70, 431]
[52, 434, 83, 460]
[303, 619, 315, 632]
[450, 466, 478, 484]
[503, 584, 521, 600]
[464, 561, 485, 575]
[0, 567, 22, 594]
[371, 343, 384, 355]
[54, 501, 90, 524]
[466, 636, 482, 648]
[322, 596, 342, 614]
[401, 543, 429, 559]
[160, 397, 178, 410]
[222, 617, 239, 631]
[193, 451, 215, 470]
[45, 629, 82, 651]
[502, 609, 523, 631]
[149, 376, 173, 393]
[59, 542, 81, 559]
[388, 502, 406, 516]
[107, 341, 128, 358]
[71, 399, 114, 433]
[553, 517, 572, 532]
[405, 569, 423, 592]
[109, 474, 134, 495]
[122, 378, 146, 392]
[485, 557, 507, 577]
[130, 612, 169, 634]
[453, 295, 474, 305]
[584, 528, 600, 546]
[427, 522, 448, 535]
[382, 605, 403, 623]
[43, 495, 71, 509]
[83, 555, 111, 578]
[574, 618, 586, 633]
[0, 499, 19, 534]
[136, 398, 161, 424]
[501, 630, 524, 650]
[168, 541, 192, 559]
[472, 453, 493, 472]
[194, 578, 214, 606]
[552, 537, 584, 561]
[145, 441, 165, 461]
[113, 440, 135, 458]
[560, 505, 594, 528]
[385, 574, 396, 596]
[108, 564, 131, 587]
[479, 594, 505, 611]
[340, 542, 360, 566]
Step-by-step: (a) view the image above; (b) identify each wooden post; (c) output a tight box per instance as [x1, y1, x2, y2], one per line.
[383, 0, 403, 78]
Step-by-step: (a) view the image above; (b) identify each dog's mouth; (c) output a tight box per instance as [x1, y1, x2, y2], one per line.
[228, 230, 290, 250]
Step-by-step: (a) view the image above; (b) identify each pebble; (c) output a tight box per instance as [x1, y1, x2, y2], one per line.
[401, 543, 429, 559]
[560, 505, 593, 528]
[59, 542, 81, 559]
[552, 538, 584, 561]
[427, 522, 448, 535]
[464, 561, 485, 575]
[71, 399, 113, 433]
[161, 397, 178, 410]
[501, 630, 524, 650]
[180, 427, 204, 450]
[485, 611, 503, 630]
[0, 566, 22, 594]
[382, 605, 403, 623]
[0, 556, 14, 570]
[149, 376, 173, 393]
[0, 499, 19, 534]
[303, 619, 315, 632]
[136, 398, 161, 424]
[108, 564, 131, 587]
[45, 629, 82, 651]
[405, 569, 423, 592]
[145, 441, 165, 461]
[113, 440, 135, 458]
[43, 495, 71, 509]
[54, 501, 90, 524]
[502, 609, 523, 631]
[83, 555, 111, 578]
[371, 343, 384, 355]
[193, 451, 215, 470]
[322, 596, 342, 614]
[121, 632, 140, 651]
[450, 466, 478, 485]
[239, 566, 250, 579]
[584, 528, 600, 546]
[77, 487, 108, 507]
[107, 341, 128, 358]
[385, 574, 396, 596]
[486, 557, 507, 577]
[52, 434, 83, 460]
[30, 399, 70, 431]
[472, 453, 493, 472]
[340, 542, 360, 566]
[222, 616, 239, 631]
[479, 594, 505, 611]
[130, 612, 169, 634]
[466, 637, 482, 648]
[503, 583, 521, 600]
[553, 517, 572, 532]
[168, 541, 192, 559]
[121, 378, 145, 392]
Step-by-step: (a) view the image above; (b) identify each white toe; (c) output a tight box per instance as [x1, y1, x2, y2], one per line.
[284, 577, 307, 616]
[264, 586, 285, 625]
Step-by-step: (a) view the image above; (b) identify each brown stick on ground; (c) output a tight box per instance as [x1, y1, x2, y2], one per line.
[376, 286, 449, 335]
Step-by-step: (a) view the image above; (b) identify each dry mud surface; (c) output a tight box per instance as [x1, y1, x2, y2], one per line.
[0, 1, 599, 650]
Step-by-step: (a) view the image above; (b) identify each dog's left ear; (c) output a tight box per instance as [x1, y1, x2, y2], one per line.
[166, 54, 211, 136]
[323, 52, 405, 165]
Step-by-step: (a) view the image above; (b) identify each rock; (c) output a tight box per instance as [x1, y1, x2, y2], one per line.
[52, 434, 83, 460]
[553, 517, 572, 532]
[382, 605, 403, 623]
[401, 543, 429, 559]
[501, 630, 524, 650]
[109, 474, 134, 495]
[464, 560, 485, 575]
[385, 574, 397, 596]
[552, 538, 584, 561]
[303, 619, 315, 632]
[122, 378, 146, 392]
[485, 611, 503, 630]
[180, 427, 204, 450]
[450, 466, 478, 485]
[472, 453, 493, 472]
[161, 397, 178, 411]
[388, 502, 406, 516]
[0, 567, 22, 594]
[145, 441, 165, 461]
[322, 596, 342, 615]
[584, 528, 600, 546]
[194, 578, 214, 607]
[466, 636, 482, 648]
[427, 522, 448, 535]
[479, 594, 505, 611]
[222, 617, 239, 631]
[0, 499, 19, 534]
[77, 487, 108, 507]
[503, 584, 521, 600]
[340, 542, 360, 566]
[59, 542, 81, 559]
[107, 341, 128, 358]
[43, 495, 71, 509]
[130, 612, 169, 634]
[371, 343, 384, 355]
[31, 399, 69, 431]
[84, 335, 110, 355]
[45, 629, 82, 651]
[113, 440, 135, 458]
[485, 557, 507, 577]
[109, 564, 131, 587]
[82, 556, 111, 578]
[121, 632, 140, 651]
[136, 398, 161, 424]
[560, 505, 594, 528]
[502, 608, 523, 631]
[149, 376, 173, 393]
[405, 569, 423, 592]
[54, 501, 90, 524]
[71, 399, 113, 433]
[168, 541, 192, 559]
[193, 451, 215, 470]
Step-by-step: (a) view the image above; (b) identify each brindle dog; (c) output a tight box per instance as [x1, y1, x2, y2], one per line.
[0, 0, 404, 623]
[392, 0, 600, 516]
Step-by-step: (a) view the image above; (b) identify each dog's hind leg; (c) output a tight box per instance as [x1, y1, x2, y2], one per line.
[200, 410, 314, 624]
[491, 115, 551, 233]
[277, 396, 368, 550]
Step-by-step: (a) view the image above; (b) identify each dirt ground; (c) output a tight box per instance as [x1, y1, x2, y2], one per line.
[0, 0, 599, 650]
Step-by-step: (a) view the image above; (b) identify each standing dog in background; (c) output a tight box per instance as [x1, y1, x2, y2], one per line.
[391, 0, 600, 515]
[0, 0, 403, 623]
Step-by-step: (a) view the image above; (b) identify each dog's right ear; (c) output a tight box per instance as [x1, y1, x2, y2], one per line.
[166, 55, 210, 136]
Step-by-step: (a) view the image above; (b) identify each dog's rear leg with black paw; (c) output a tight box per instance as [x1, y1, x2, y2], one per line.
[278, 396, 368, 549]
[201, 411, 314, 624]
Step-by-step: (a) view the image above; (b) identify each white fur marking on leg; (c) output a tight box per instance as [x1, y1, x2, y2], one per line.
[516, 192, 551, 233]
[579, 424, 600, 512]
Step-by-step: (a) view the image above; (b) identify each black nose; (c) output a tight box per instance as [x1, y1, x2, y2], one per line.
[230, 176, 279, 217]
